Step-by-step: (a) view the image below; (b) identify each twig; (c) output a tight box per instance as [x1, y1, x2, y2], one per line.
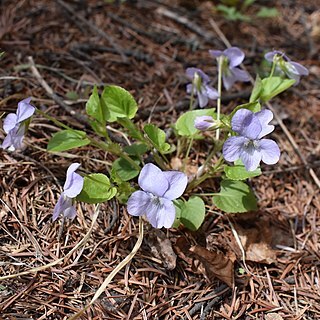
[208, 18, 320, 189]
[56, 0, 128, 63]
[156, 7, 216, 43]
[27, 56, 88, 126]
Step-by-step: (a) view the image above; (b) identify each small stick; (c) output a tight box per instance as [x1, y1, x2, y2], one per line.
[27, 56, 88, 125]
[56, 0, 128, 63]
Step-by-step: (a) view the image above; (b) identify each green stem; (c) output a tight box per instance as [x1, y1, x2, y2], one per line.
[89, 138, 141, 171]
[182, 137, 193, 171]
[216, 56, 223, 141]
[269, 60, 276, 78]
[36, 108, 74, 131]
[189, 82, 195, 110]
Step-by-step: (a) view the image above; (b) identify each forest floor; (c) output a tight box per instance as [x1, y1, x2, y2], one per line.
[0, 0, 320, 319]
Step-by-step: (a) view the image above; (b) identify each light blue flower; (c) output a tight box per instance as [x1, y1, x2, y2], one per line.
[209, 47, 250, 90]
[186, 68, 219, 108]
[127, 163, 188, 228]
[265, 50, 309, 84]
[53, 163, 84, 221]
[223, 109, 280, 171]
[1, 97, 35, 150]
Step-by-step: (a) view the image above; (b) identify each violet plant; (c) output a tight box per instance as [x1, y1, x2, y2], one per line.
[1, 47, 309, 317]
[0, 47, 308, 231]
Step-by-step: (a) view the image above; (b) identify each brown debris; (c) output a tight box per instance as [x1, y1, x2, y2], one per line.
[1, 0, 320, 318]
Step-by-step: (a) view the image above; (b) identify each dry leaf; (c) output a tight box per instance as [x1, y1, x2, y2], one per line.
[233, 212, 293, 264]
[265, 313, 284, 320]
[145, 228, 177, 270]
[189, 245, 234, 288]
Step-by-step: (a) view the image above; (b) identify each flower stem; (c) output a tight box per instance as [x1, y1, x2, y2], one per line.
[189, 82, 195, 110]
[182, 137, 194, 171]
[216, 56, 223, 140]
[67, 216, 144, 320]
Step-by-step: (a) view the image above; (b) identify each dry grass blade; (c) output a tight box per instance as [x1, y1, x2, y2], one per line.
[0, 203, 100, 281]
[67, 216, 144, 320]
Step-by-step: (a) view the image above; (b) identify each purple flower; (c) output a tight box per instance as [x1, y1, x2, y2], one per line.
[194, 115, 217, 131]
[186, 68, 219, 108]
[1, 97, 35, 151]
[223, 109, 280, 171]
[265, 50, 309, 84]
[53, 163, 84, 221]
[209, 47, 250, 90]
[127, 163, 188, 228]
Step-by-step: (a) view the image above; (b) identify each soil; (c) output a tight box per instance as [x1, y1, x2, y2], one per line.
[0, 0, 319, 319]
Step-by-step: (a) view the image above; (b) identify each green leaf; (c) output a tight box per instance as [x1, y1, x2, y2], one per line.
[88, 119, 108, 137]
[175, 108, 216, 137]
[249, 75, 262, 102]
[256, 7, 279, 18]
[213, 180, 257, 213]
[47, 130, 90, 152]
[173, 197, 205, 231]
[101, 85, 138, 122]
[229, 101, 261, 119]
[144, 124, 171, 153]
[123, 143, 148, 156]
[260, 77, 295, 103]
[217, 5, 250, 21]
[112, 157, 140, 181]
[77, 173, 117, 204]
[224, 159, 262, 180]
[117, 118, 144, 141]
[86, 86, 106, 123]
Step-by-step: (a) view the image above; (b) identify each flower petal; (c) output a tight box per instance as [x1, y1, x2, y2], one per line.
[231, 109, 261, 139]
[16, 97, 35, 123]
[63, 206, 77, 219]
[138, 163, 169, 197]
[209, 49, 223, 58]
[186, 83, 193, 94]
[204, 85, 219, 100]
[289, 62, 309, 76]
[255, 109, 274, 138]
[63, 163, 84, 198]
[197, 90, 209, 108]
[186, 67, 210, 83]
[264, 50, 287, 62]
[231, 67, 250, 82]
[162, 171, 188, 200]
[194, 115, 215, 131]
[127, 190, 151, 216]
[224, 47, 245, 68]
[3, 113, 17, 133]
[53, 193, 73, 221]
[240, 146, 262, 171]
[1, 125, 25, 150]
[259, 139, 280, 165]
[222, 73, 236, 91]
[223, 136, 247, 162]
[146, 198, 176, 228]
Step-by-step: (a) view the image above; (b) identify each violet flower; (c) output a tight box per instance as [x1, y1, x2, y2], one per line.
[209, 47, 250, 90]
[1, 97, 35, 151]
[265, 50, 309, 84]
[194, 115, 218, 131]
[53, 163, 84, 221]
[223, 109, 280, 171]
[127, 163, 188, 228]
[186, 68, 219, 108]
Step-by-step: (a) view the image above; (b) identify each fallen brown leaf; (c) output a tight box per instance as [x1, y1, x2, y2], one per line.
[189, 245, 234, 288]
[145, 228, 177, 270]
